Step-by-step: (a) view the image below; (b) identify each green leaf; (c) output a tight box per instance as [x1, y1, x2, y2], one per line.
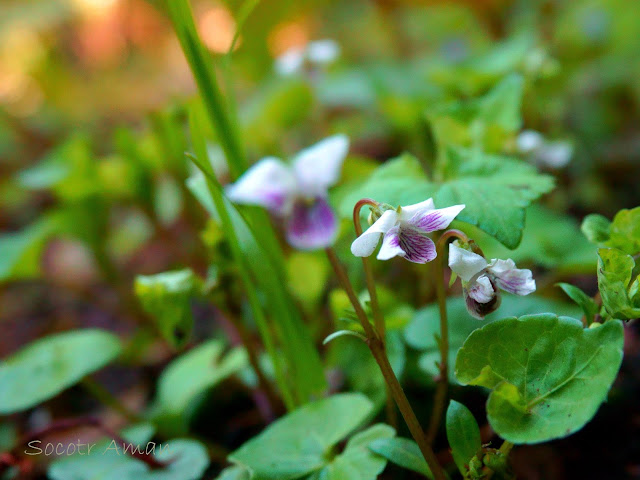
[241, 79, 313, 150]
[581, 214, 611, 244]
[0, 215, 58, 282]
[286, 252, 330, 306]
[317, 424, 395, 480]
[229, 394, 374, 479]
[476, 73, 524, 132]
[368, 437, 432, 478]
[323, 330, 368, 345]
[597, 248, 640, 320]
[455, 315, 624, 444]
[135, 269, 199, 348]
[0, 329, 121, 414]
[336, 148, 554, 249]
[446, 400, 481, 475]
[215, 466, 252, 480]
[607, 207, 640, 255]
[335, 153, 434, 219]
[404, 296, 581, 382]
[49, 434, 209, 480]
[556, 283, 599, 325]
[151, 340, 247, 435]
[437, 147, 555, 249]
[475, 205, 596, 271]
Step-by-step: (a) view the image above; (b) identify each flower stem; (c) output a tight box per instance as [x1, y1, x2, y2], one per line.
[325, 247, 446, 480]
[353, 200, 398, 428]
[426, 229, 473, 444]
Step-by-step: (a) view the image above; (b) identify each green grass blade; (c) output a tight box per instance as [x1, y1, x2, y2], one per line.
[165, 0, 246, 179]
[188, 109, 295, 410]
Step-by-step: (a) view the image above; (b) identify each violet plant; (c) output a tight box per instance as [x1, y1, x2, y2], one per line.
[0, 1, 638, 480]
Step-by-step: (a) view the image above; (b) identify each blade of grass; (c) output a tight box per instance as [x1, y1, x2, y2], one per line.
[165, 0, 246, 178]
[188, 109, 295, 410]
[168, 0, 326, 403]
[165, 0, 286, 275]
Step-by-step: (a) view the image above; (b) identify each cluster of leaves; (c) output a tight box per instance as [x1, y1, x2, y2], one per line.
[1, 0, 639, 479]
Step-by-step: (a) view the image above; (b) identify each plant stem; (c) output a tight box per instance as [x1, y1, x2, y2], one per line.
[499, 440, 514, 455]
[81, 376, 142, 424]
[352, 199, 397, 428]
[325, 247, 446, 480]
[218, 305, 280, 417]
[426, 229, 472, 444]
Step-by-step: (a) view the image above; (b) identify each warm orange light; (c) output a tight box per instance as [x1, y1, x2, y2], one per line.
[71, 0, 120, 16]
[198, 5, 237, 53]
[269, 20, 310, 58]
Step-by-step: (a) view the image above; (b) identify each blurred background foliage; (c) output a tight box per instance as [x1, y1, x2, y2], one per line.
[1, 0, 640, 477]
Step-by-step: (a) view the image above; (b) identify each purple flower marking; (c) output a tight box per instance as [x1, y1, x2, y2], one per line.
[448, 243, 536, 319]
[226, 135, 349, 251]
[351, 199, 465, 264]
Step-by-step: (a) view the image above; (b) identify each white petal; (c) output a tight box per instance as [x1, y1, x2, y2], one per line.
[398, 198, 435, 222]
[293, 135, 349, 195]
[377, 227, 406, 260]
[410, 204, 465, 233]
[467, 275, 495, 303]
[225, 157, 297, 215]
[536, 142, 572, 168]
[350, 209, 398, 258]
[488, 259, 536, 296]
[448, 244, 488, 282]
[275, 48, 305, 75]
[307, 40, 340, 64]
[516, 130, 544, 153]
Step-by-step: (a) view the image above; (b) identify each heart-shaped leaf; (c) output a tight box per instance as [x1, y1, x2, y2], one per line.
[404, 296, 582, 383]
[151, 340, 247, 435]
[455, 315, 624, 444]
[336, 149, 553, 249]
[0, 329, 121, 414]
[229, 394, 375, 479]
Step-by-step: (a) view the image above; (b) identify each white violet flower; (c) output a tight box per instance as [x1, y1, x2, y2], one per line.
[275, 39, 340, 76]
[448, 242, 536, 319]
[517, 129, 573, 169]
[226, 134, 348, 250]
[351, 199, 465, 264]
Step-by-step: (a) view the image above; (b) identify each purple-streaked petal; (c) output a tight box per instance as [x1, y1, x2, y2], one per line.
[410, 204, 466, 233]
[286, 197, 337, 250]
[488, 259, 536, 296]
[226, 157, 297, 215]
[377, 226, 406, 260]
[398, 198, 435, 221]
[448, 243, 488, 282]
[351, 209, 398, 258]
[292, 135, 349, 195]
[467, 274, 495, 303]
[395, 226, 437, 264]
[464, 285, 501, 320]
